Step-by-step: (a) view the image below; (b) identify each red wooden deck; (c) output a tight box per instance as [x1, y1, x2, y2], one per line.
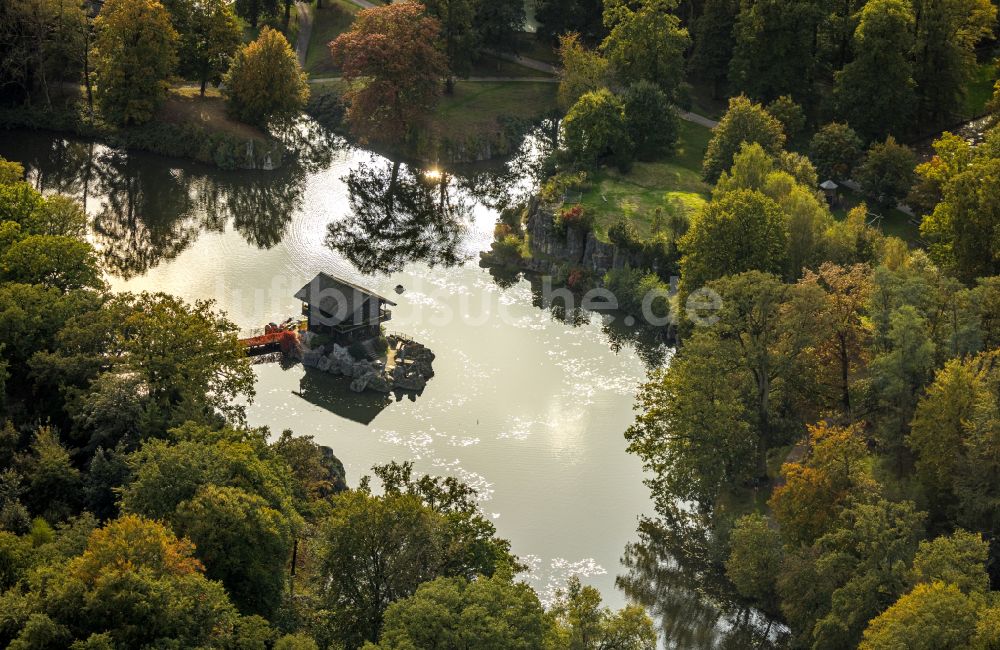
[239, 331, 286, 356]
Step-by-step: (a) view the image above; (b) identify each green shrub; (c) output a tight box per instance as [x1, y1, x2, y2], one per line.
[347, 341, 367, 361]
[540, 171, 587, 204]
[490, 235, 525, 265]
[604, 266, 672, 322]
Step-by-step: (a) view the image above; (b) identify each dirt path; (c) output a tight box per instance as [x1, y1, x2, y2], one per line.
[678, 110, 718, 129]
[295, 1, 312, 68]
[495, 52, 558, 75]
[308, 76, 558, 84]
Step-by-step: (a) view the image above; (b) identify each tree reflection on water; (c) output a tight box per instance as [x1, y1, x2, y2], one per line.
[618, 513, 788, 649]
[4, 132, 313, 278]
[324, 158, 472, 274]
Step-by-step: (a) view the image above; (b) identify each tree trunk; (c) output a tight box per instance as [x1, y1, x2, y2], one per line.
[200, 75, 207, 97]
[839, 332, 851, 414]
[284, 0, 292, 28]
[387, 160, 400, 212]
[84, 32, 94, 118]
[445, 75, 455, 95]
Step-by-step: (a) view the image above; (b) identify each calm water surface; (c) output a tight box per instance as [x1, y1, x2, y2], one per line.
[1, 128, 659, 608]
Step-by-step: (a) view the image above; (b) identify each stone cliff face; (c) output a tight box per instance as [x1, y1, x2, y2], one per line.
[520, 196, 634, 275]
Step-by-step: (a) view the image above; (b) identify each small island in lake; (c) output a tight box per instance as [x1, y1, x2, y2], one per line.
[294, 272, 435, 394]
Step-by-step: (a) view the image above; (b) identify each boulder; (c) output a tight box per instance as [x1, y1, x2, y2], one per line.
[349, 376, 369, 392]
[367, 374, 392, 393]
[330, 343, 352, 364]
[394, 373, 427, 392]
[302, 350, 322, 368]
[316, 355, 332, 372]
[413, 360, 435, 378]
[352, 362, 372, 379]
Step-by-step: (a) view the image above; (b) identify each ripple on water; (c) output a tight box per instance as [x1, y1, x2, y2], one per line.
[519, 555, 608, 607]
[498, 415, 538, 441]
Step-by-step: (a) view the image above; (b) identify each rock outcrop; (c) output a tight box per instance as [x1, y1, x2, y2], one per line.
[489, 196, 633, 276]
[301, 337, 435, 395]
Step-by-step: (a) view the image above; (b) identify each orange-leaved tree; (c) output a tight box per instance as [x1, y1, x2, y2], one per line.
[330, 1, 447, 146]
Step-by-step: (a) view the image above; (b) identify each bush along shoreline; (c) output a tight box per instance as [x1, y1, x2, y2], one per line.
[480, 195, 680, 340]
[0, 105, 285, 171]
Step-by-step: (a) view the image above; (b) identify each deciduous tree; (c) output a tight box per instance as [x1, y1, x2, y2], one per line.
[93, 0, 178, 125]
[622, 81, 678, 161]
[330, 1, 447, 146]
[0, 515, 243, 648]
[920, 156, 1000, 283]
[0, 234, 103, 292]
[224, 27, 309, 128]
[171, 0, 242, 95]
[562, 88, 631, 168]
[556, 32, 609, 111]
[600, 0, 689, 99]
[832, 0, 915, 141]
[423, 0, 476, 88]
[860, 582, 981, 650]
[702, 95, 785, 182]
[911, 0, 996, 124]
[372, 574, 552, 649]
[679, 190, 788, 290]
[856, 136, 916, 211]
[809, 122, 863, 181]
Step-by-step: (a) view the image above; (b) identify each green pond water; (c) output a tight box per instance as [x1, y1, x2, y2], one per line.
[1, 128, 660, 604]
[2, 127, 783, 646]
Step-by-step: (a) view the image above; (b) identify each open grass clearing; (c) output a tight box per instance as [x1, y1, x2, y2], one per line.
[159, 87, 267, 140]
[569, 120, 713, 241]
[832, 186, 921, 244]
[429, 80, 557, 134]
[963, 59, 998, 119]
[304, 0, 359, 76]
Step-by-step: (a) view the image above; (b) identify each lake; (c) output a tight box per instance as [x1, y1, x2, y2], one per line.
[0, 127, 661, 610]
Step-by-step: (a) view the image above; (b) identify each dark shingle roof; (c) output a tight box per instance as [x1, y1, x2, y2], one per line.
[294, 273, 396, 325]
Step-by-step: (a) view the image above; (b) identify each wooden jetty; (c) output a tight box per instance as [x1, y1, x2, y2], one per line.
[239, 320, 303, 357]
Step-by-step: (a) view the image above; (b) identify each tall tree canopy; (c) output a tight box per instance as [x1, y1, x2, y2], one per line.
[330, 1, 448, 146]
[93, 0, 178, 125]
[833, 0, 916, 141]
[600, 0, 690, 100]
[702, 95, 786, 182]
[224, 27, 309, 128]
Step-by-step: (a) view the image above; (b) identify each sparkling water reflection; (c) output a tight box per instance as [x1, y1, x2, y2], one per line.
[1, 128, 661, 609]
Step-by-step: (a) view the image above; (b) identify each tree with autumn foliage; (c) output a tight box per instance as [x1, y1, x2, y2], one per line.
[330, 1, 448, 147]
[223, 27, 309, 128]
[0, 515, 249, 647]
[799, 263, 873, 414]
[769, 421, 876, 546]
[93, 0, 178, 125]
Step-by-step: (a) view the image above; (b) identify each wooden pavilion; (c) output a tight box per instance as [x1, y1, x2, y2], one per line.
[295, 272, 395, 345]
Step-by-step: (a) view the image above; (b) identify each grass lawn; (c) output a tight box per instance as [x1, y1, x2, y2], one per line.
[963, 59, 998, 119]
[513, 32, 560, 65]
[304, 0, 359, 76]
[573, 120, 714, 241]
[159, 87, 267, 140]
[832, 186, 921, 244]
[429, 80, 557, 135]
[242, 8, 299, 46]
[469, 57, 553, 78]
